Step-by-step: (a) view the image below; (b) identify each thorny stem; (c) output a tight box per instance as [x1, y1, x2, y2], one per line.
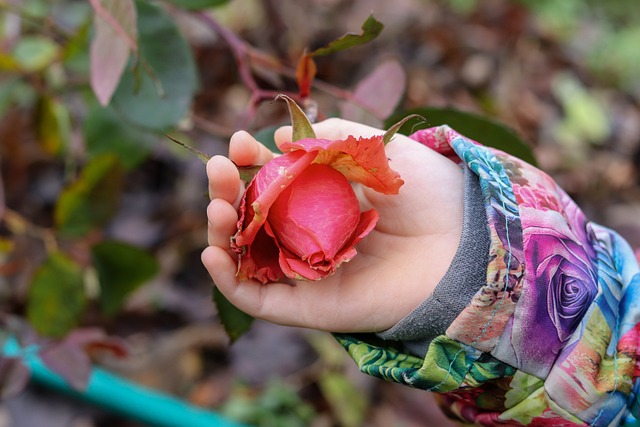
[196, 12, 373, 121]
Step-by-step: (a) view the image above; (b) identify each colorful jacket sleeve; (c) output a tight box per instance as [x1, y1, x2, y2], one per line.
[334, 125, 640, 427]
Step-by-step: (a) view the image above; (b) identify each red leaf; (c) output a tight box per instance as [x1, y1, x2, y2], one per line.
[280, 135, 404, 195]
[340, 59, 406, 123]
[0, 357, 31, 399]
[90, 0, 137, 106]
[65, 328, 129, 359]
[295, 54, 317, 100]
[40, 342, 92, 391]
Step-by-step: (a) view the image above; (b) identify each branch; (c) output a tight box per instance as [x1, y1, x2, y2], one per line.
[2, 208, 58, 253]
[196, 12, 379, 123]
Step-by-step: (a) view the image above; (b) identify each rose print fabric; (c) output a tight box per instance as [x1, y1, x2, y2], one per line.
[334, 126, 640, 426]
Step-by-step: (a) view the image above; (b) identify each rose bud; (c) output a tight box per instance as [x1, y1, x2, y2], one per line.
[232, 135, 403, 284]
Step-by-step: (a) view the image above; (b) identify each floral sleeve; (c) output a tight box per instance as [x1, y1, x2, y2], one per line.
[334, 126, 640, 426]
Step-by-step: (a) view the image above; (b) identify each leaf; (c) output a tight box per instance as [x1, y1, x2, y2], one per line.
[111, 0, 198, 130]
[90, 0, 138, 106]
[84, 104, 156, 169]
[36, 96, 71, 156]
[0, 357, 31, 399]
[164, 0, 230, 10]
[64, 328, 128, 359]
[0, 77, 36, 117]
[385, 107, 538, 166]
[340, 59, 406, 124]
[383, 113, 427, 145]
[11, 36, 59, 71]
[253, 125, 282, 154]
[212, 287, 254, 342]
[26, 252, 86, 338]
[318, 372, 368, 427]
[164, 133, 210, 165]
[40, 341, 92, 390]
[91, 240, 159, 316]
[295, 54, 317, 99]
[309, 14, 383, 57]
[552, 73, 610, 146]
[55, 154, 124, 236]
[276, 94, 316, 141]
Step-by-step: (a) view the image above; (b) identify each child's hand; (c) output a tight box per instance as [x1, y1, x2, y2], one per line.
[202, 119, 464, 333]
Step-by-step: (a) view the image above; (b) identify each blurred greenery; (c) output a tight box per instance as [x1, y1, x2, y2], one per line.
[222, 380, 316, 427]
[26, 252, 86, 338]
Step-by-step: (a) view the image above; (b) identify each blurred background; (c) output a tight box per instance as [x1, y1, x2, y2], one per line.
[1, 0, 639, 426]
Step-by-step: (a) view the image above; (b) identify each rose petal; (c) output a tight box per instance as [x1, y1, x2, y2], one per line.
[275, 209, 379, 281]
[268, 164, 361, 260]
[237, 226, 284, 284]
[280, 136, 403, 194]
[233, 150, 318, 248]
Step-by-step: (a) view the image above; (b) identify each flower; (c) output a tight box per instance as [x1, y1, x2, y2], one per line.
[232, 135, 403, 284]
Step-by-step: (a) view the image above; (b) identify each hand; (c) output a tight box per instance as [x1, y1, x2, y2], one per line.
[202, 118, 464, 333]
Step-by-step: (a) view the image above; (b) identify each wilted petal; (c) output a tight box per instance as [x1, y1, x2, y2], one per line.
[237, 226, 284, 284]
[280, 135, 403, 194]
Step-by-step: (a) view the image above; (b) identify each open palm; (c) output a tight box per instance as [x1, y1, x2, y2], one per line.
[202, 119, 464, 333]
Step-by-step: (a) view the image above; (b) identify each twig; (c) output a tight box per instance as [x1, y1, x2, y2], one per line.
[2, 208, 58, 253]
[0, 162, 5, 223]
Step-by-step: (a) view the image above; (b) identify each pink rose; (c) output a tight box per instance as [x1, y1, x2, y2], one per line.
[231, 135, 403, 284]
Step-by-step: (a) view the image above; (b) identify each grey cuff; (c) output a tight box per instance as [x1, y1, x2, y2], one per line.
[376, 165, 490, 357]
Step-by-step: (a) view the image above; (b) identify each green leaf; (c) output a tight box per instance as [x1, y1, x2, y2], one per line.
[309, 14, 383, 57]
[253, 125, 282, 154]
[552, 73, 610, 146]
[164, 0, 230, 10]
[84, 104, 156, 169]
[164, 133, 210, 165]
[383, 113, 427, 145]
[0, 77, 36, 117]
[111, 0, 198, 129]
[276, 94, 316, 141]
[27, 252, 86, 338]
[36, 96, 71, 156]
[55, 154, 124, 236]
[212, 287, 254, 342]
[385, 107, 537, 166]
[91, 240, 159, 316]
[12, 36, 59, 72]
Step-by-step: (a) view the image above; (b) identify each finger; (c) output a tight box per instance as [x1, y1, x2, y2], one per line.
[207, 155, 243, 207]
[207, 199, 239, 249]
[229, 130, 274, 166]
[202, 245, 322, 328]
